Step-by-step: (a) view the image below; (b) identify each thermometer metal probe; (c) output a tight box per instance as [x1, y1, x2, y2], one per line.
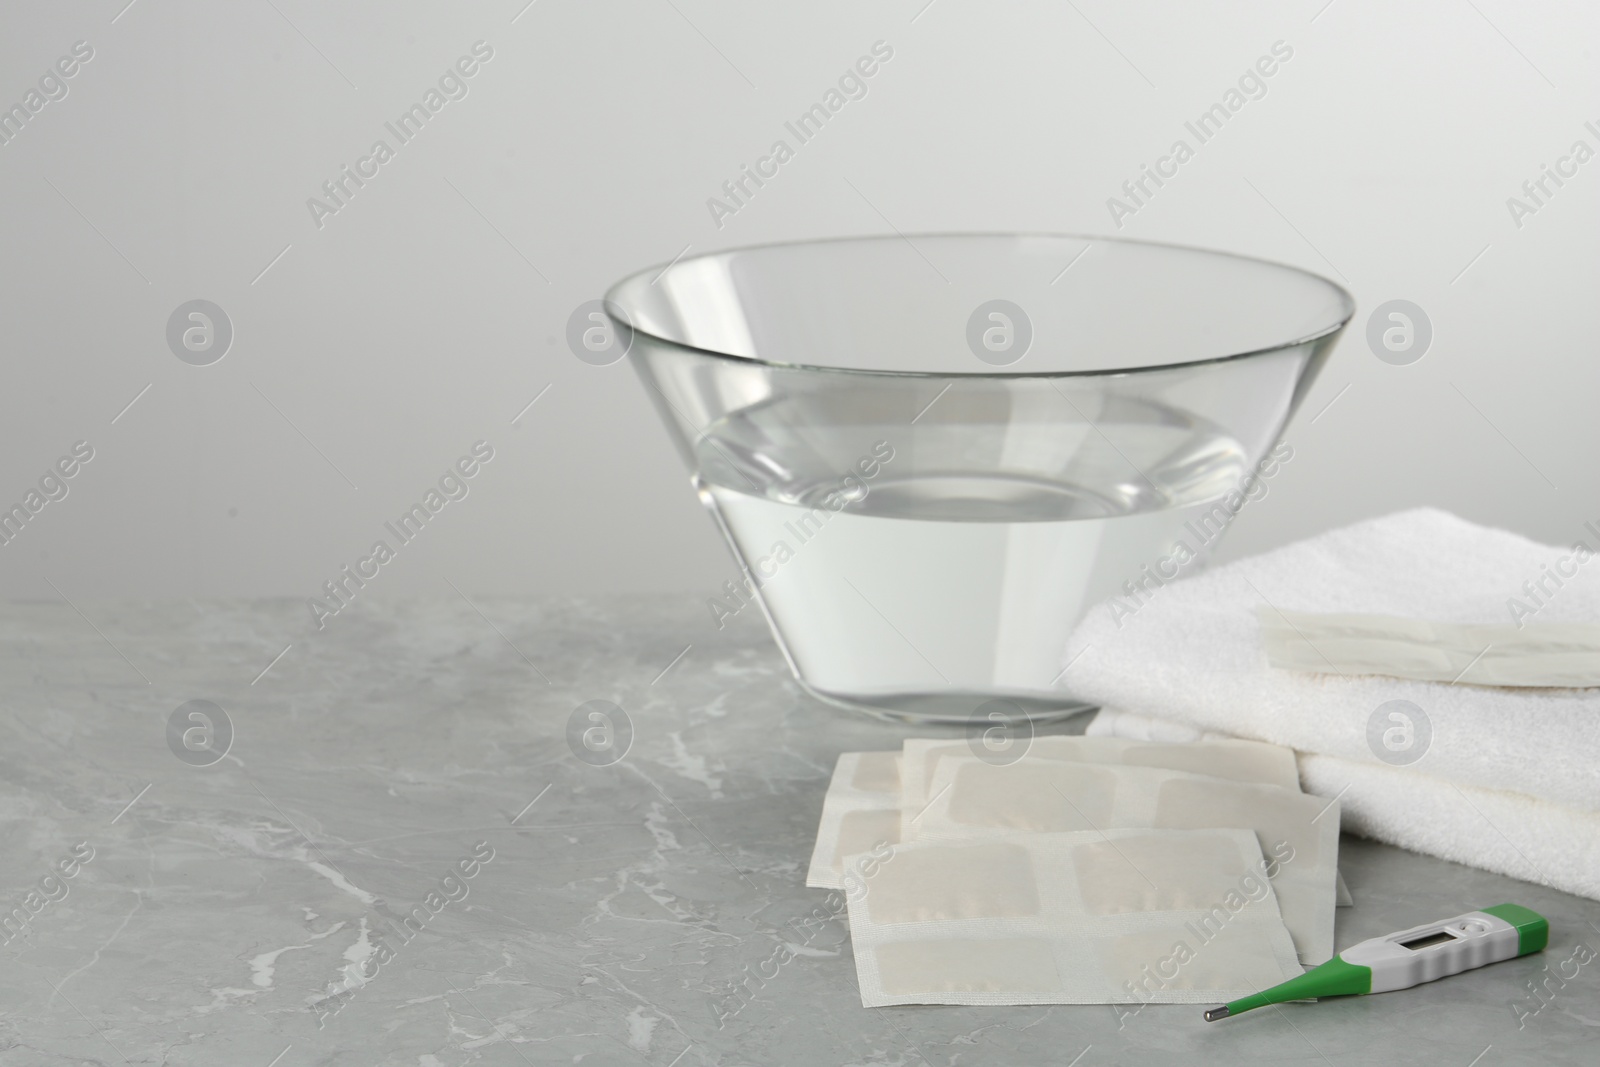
[1204, 903, 1548, 1021]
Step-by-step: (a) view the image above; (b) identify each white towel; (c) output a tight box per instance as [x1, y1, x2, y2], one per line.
[1091, 708, 1600, 902]
[1062, 508, 1600, 812]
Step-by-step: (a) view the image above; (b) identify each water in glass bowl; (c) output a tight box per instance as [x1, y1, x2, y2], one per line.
[692, 388, 1251, 722]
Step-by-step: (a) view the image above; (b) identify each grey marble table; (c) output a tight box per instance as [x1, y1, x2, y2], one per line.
[1, 595, 1596, 1066]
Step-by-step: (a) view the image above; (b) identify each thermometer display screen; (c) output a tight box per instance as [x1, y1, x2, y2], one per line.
[1399, 930, 1458, 951]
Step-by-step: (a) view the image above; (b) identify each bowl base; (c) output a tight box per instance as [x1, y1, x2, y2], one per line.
[798, 682, 1097, 727]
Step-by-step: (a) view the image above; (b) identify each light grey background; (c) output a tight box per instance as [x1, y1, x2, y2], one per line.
[1, 0, 1595, 610]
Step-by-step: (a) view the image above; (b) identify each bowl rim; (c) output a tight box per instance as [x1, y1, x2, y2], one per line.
[602, 231, 1357, 379]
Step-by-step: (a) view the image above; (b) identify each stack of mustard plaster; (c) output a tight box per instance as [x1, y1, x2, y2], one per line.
[805, 736, 1343, 1007]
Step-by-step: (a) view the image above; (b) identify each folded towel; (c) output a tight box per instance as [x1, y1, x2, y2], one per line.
[1091, 708, 1600, 902]
[1062, 508, 1600, 812]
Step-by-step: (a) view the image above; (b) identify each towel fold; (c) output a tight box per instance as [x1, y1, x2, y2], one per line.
[1091, 708, 1600, 902]
[1062, 508, 1600, 812]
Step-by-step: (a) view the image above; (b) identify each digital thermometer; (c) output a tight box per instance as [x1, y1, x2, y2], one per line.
[1204, 903, 1548, 1021]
